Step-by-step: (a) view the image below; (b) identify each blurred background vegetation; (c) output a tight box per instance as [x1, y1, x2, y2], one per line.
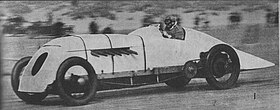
[0, 0, 278, 36]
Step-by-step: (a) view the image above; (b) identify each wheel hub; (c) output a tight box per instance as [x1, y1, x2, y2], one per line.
[183, 61, 198, 78]
[213, 57, 231, 78]
[64, 74, 89, 93]
[77, 77, 86, 85]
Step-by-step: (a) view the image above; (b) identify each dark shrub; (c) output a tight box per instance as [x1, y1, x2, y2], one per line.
[89, 21, 99, 34]
[228, 12, 242, 24]
[52, 21, 64, 37]
[142, 15, 155, 27]
[102, 27, 114, 34]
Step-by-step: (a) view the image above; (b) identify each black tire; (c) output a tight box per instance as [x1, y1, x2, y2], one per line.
[56, 57, 98, 106]
[206, 44, 240, 89]
[11, 56, 48, 103]
[165, 74, 191, 89]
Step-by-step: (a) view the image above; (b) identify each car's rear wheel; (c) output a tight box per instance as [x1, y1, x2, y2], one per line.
[56, 57, 98, 106]
[11, 56, 48, 103]
[206, 44, 240, 89]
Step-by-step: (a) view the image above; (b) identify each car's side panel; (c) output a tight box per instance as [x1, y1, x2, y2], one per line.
[186, 28, 274, 69]
[81, 34, 145, 74]
[107, 34, 145, 73]
[144, 37, 182, 68]
[19, 48, 87, 92]
[18, 26, 275, 93]
[86, 51, 113, 74]
[81, 34, 113, 74]
[130, 27, 233, 70]
[235, 49, 275, 70]
[79, 34, 114, 50]
[129, 26, 211, 69]
[18, 36, 88, 92]
[129, 27, 180, 68]
[44, 36, 86, 51]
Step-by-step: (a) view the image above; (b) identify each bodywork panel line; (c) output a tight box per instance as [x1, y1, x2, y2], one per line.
[104, 34, 114, 74]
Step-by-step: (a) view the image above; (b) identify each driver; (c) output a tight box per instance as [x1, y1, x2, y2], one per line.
[160, 15, 185, 40]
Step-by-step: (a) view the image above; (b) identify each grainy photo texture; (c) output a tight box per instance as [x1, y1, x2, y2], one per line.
[1, 0, 279, 109]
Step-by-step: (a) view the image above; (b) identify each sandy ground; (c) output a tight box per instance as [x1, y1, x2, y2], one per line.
[1, 24, 278, 110]
[1, 61, 278, 110]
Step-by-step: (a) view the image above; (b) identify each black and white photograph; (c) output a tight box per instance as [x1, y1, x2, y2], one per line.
[0, 0, 279, 109]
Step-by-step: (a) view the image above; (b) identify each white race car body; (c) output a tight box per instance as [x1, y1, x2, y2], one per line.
[18, 26, 274, 93]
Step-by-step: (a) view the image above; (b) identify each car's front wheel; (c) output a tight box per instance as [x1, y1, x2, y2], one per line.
[11, 56, 48, 103]
[56, 57, 98, 106]
[206, 44, 240, 89]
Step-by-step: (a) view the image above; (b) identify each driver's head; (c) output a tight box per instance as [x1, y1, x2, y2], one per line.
[164, 15, 177, 30]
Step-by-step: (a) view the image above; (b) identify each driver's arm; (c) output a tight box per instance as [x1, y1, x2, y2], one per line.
[162, 31, 172, 38]
[159, 24, 173, 38]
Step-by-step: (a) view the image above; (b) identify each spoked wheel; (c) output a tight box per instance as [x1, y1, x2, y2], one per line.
[56, 57, 97, 106]
[11, 56, 48, 103]
[206, 44, 240, 89]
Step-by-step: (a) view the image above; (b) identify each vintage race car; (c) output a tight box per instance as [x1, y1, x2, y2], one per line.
[11, 24, 274, 105]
